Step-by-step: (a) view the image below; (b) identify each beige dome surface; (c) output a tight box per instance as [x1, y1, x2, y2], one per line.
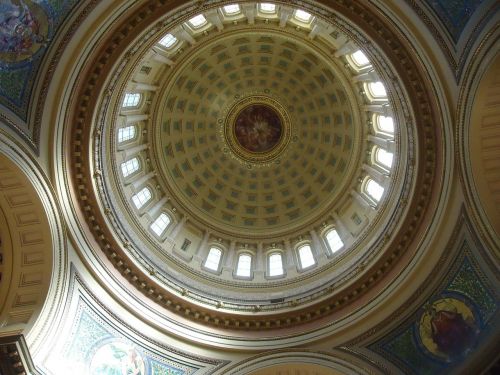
[88, 1, 416, 324]
[154, 30, 361, 237]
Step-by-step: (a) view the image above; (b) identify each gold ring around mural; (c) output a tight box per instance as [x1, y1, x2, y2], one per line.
[224, 95, 291, 165]
[418, 297, 477, 360]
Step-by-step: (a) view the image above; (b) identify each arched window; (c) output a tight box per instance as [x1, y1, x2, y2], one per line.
[236, 253, 252, 277]
[150, 213, 171, 236]
[268, 252, 284, 277]
[122, 93, 141, 108]
[204, 247, 222, 271]
[159, 33, 177, 48]
[294, 9, 312, 23]
[121, 158, 140, 177]
[365, 178, 384, 202]
[298, 244, 315, 269]
[188, 14, 207, 28]
[223, 4, 240, 15]
[351, 50, 370, 68]
[118, 125, 136, 143]
[325, 229, 343, 254]
[260, 3, 276, 13]
[375, 115, 394, 134]
[367, 81, 387, 98]
[374, 147, 393, 169]
[132, 187, 152, 209]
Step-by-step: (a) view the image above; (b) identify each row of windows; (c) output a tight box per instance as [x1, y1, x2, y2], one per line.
[157, 4, 313, 52]
[203, 229, 344, 277]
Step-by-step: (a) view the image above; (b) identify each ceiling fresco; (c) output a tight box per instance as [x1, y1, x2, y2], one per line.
[368, 243, 499, 374]
[0, 0, 79, 121]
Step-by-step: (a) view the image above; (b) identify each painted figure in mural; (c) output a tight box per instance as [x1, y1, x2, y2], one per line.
[429, 307, 476, 359]
[0, 0, 45, 56]
[122, 347, 145, 375]
[234, 104, 282, 153]
[419, 297, 478, 362]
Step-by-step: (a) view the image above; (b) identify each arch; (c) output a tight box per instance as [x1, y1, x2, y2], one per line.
[0, 136, 65, 359]
[225, 350, 383, 375]
[463, 54, 500, 240]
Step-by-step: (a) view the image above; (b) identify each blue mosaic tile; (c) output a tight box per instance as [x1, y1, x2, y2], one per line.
[425, 0, 484, 41]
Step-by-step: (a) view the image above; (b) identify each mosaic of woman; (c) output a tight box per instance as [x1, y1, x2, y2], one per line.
[122, 348, 145, 375]
[0, 0, 47, 61]
[419, 297, 478, 361]
[234, 104, 282, 153]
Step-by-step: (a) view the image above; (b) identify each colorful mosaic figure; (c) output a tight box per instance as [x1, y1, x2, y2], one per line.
[0, 0, 48, 62]
[90, 341, 145, 375]
[419, 297, 479, 361]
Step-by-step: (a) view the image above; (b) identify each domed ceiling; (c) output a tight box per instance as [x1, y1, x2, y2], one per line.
[154, 30, 361, 237]
[67, 0, 443, 335]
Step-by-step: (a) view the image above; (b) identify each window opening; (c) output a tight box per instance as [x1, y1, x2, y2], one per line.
[189, 14, 207, 28]
[132, 187, 152, 209]
[159, 33, 177, 48]
[268, 252, 284, 276]
[366, 179, 384, 202]
[123, 93, 141, 108]
[205, 247, 222, 271]
[325, 229, 343, 253]
[121, 158, 140, 177]
[118, 125, 136, 143]
[150, 213, 171, 236]
[298, 245, 315, 269]
[236, 254, 252, 277]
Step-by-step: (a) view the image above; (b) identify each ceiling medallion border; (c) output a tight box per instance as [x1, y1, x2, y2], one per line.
[219, 92, 293, 168]
[68, 0, 441, 332]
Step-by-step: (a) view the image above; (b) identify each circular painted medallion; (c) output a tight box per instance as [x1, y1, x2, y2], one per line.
[223, 94, 292, 166]
[234, 104, 282, 153]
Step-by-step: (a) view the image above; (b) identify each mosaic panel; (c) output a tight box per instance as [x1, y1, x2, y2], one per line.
[58, 297, 197, 375]
[0, 0, 80, 120]
[425, 0, 484, 41]
[370, 252, 499, 375]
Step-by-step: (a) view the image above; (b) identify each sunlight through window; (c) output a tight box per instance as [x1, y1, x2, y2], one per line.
[189, 14, 207, 28]
[132, 187, 152, 209]
[351, 50, 370, 67]
[298, 245, 315, 269]
[121, 158, 139, 177]
[375, 147, 393, 168]
[268, 253, 284, 276]
[118, 125, 136, 143]
[205, 247, 222, 271]
[236, 254, 252, 277]
[366, 179, 384, 202]
[223, 4, 240, 14]
[122, 93, 141, 108]
[150, 213, 171, 236]
[325, 229, 344, 253]
[294, 9, 312, 22]
[159, 33, 177, 48]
